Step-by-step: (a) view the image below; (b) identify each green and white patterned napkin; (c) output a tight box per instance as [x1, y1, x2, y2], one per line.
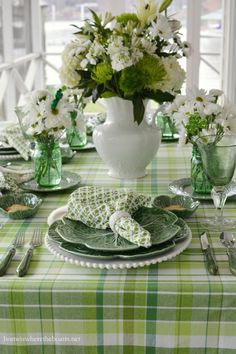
[0, 171, 22, 196]
[66, 186, 152, 248]
[0, 125, 31, 160]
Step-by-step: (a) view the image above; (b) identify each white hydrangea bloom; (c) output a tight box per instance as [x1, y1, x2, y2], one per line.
[110, 51, 133, 71]
[107, 36, 125, 56]
[62, 40, 90, 66]
[107, 36, 133, 71]
[59, 65, 81, 88]
[154, 56, 186, 94]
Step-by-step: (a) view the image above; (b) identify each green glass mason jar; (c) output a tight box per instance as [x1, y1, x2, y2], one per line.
[67, 110, 87, 148]
[156, 112, 178, 139]
[191, 144, 212, 194]
[34, 140, 62, 187]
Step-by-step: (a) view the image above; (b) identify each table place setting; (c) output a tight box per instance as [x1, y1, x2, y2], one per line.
[45, 186, 192, 269]
[2, 0, 236, 351]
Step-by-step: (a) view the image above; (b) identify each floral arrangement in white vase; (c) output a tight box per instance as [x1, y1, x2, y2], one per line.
[166, 88, 236, 144]
[59, 0, 189, 124]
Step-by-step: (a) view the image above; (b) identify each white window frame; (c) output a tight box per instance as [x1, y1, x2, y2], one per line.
[0, 0, 44, 120]
[221, 0, 236, 106]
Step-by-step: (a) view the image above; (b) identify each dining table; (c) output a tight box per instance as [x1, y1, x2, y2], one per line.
[0, 139, 236, 354]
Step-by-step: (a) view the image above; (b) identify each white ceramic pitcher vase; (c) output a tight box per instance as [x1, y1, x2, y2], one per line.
[93, 97, 161, 179]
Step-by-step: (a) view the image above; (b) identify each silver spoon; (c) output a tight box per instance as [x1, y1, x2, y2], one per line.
[220, 231, 236, 275]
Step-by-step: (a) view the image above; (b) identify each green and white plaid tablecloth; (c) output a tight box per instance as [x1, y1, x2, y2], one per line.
[1, 143, 236, 354]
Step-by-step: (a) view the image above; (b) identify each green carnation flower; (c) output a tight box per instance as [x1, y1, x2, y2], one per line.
[91, 62, 113, 84]
[137, 54, 166, 87]
[116, 13, 139, 26]
[119, 54, 166, 97]
[119, 66, 145, 96]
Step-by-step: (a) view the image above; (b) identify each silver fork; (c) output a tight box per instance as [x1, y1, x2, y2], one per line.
[0, 231, 25, 276]
[16, 229, 43, 277]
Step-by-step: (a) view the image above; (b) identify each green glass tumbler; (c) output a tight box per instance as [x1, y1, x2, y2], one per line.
[196, 134, 236, 230]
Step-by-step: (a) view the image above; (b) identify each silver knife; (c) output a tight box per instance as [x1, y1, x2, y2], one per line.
[200, 232, 218, 275]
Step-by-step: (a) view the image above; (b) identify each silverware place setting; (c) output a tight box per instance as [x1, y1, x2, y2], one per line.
[0, 229, 43, 277]
[0, 231, 25, 276]
[200, 232, 218, 276]
[220, 231, 236, 275]
[200, 231, 236, 276]
[16, 229, 43, 277]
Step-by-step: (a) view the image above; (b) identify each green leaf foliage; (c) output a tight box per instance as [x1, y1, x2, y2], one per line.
[92, 84, 104, 103]
[89, 9, 102, 28]
[143, 89, 175, 104]
[101, 91, 117, 98]
[132, 96, 145, 125]
[159, 0, 173, 13]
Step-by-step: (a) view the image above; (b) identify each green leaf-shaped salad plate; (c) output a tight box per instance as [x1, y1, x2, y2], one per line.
[56, 207, 180, 252]
[45, 206, 192, 269]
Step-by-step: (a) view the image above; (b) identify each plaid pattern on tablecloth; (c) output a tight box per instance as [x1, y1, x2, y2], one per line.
[1, 143, 236, 353]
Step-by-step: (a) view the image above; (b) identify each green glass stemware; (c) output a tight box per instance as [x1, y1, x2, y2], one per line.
[196, 134, 236, 229]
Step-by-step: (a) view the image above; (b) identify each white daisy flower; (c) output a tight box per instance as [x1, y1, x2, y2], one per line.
[165, 95, 186, 115]
[203, 102, 221, 116]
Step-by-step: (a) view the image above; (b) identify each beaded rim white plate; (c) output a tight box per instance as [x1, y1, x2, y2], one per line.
[45, 206, 192, 269]
[0, 154, 22, 160]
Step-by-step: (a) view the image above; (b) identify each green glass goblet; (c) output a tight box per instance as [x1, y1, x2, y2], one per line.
[196, 134, 236, 230]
